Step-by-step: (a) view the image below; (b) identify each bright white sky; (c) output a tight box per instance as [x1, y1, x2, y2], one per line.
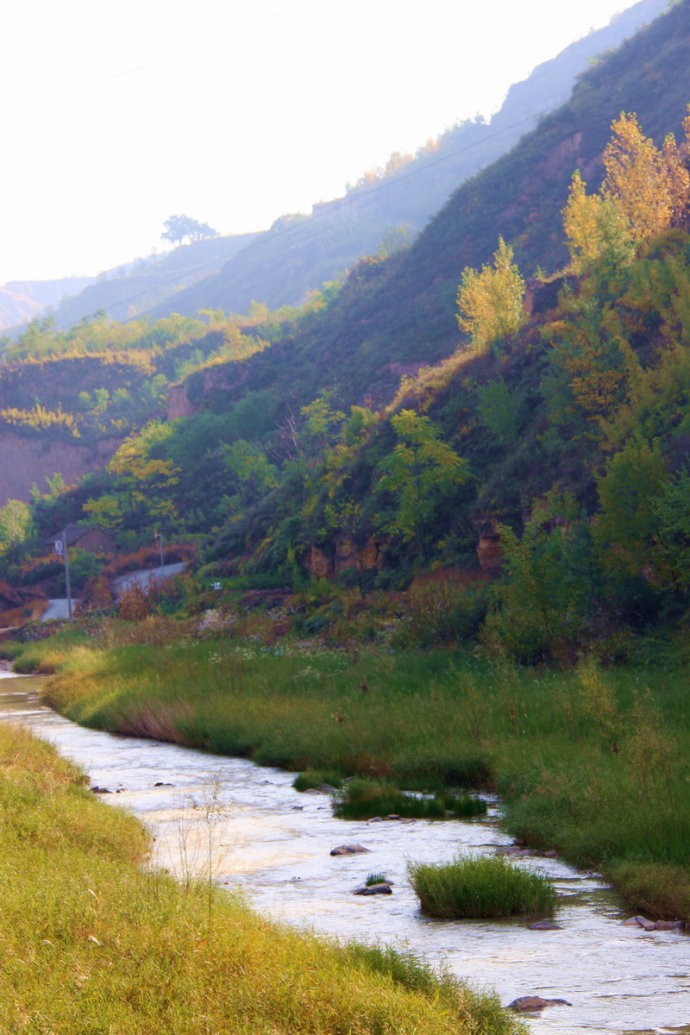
[1, 0, 642, 285]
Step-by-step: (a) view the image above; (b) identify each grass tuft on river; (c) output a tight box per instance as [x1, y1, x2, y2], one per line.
[409, 854, 556, 920]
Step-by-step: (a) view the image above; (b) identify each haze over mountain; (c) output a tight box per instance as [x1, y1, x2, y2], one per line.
[0, 0, 666, 334]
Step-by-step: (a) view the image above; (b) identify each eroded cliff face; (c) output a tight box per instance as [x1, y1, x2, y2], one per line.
[0, 431, 120, 507]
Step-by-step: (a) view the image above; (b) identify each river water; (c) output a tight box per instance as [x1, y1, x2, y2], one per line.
[1, 674, 688, 1035]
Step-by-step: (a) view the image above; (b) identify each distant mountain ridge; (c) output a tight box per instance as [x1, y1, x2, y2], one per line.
[0, 276, 95, 331]
[6, 0, 665, 333]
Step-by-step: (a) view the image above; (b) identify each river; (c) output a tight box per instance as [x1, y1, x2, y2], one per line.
[1, 674, 688, 1035]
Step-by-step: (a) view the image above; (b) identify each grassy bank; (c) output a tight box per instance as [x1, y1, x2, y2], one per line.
[6, 619, 690, 921]
[0, 719, 520, 1034]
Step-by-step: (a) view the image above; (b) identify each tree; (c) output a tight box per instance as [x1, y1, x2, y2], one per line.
[0, 499, 34, 560]
[653, 469, 690, 592]
[594, 436, 668, 578]
[562, 170, 634, 276]
[602, 113, 690, 246]
[480, 492, 595, 663]
[161, 214, 218, 246]
[220, 440, 278, 509]
[456, 238, 525, 352]
[377, 410, 468, 558]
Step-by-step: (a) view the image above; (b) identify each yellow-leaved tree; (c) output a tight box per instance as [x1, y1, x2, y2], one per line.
[456, 237, 526, 353]
[562, 170, 634, 275]
[602, 111, 690, 245]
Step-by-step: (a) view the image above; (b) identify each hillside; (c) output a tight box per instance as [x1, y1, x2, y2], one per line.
[264, 0, 690, 395]
[43, 233, 261, 329]
[155, 1, 690, 429]
[142, 0, 665, 322]
[4, 0, 690, 655]
[34, 0, 665, 332]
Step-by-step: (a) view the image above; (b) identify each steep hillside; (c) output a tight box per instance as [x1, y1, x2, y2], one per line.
[33, 0, 665, 333]
[241, 0, 690, 396]
[144, 0, 664, 323]
[0, 430, 119, 508]
[173, 0, 690, 420]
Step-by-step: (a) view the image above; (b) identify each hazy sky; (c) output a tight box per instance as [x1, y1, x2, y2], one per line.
[2, 0, 644, 284]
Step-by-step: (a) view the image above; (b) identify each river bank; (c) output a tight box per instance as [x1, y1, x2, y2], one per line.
[3, 677, 689, 1035]
[4, 622, 690, 925]
[0, 674, 519, 1035]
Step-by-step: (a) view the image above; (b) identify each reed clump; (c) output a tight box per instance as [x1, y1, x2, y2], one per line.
[293, 768, 344, 792]
[0, 722, 522, 1034]
[334, 777, 487, 820]
[409, 854, 556, 920]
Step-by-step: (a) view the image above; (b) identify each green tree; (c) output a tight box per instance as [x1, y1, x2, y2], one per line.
[377, 410, 468, 558]
[0, 499, 34, 560]
[562, 170, 634, 277]
[481, 492, 595, 663]
[456, 237, 526, 353]
[475, 379, 519, 444]
[594, 436, 668, 579]
[221, 440, 278, 509]
[653, 469, 690, 591]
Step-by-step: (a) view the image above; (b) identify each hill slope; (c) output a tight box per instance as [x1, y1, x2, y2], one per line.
[144, 0, 665, 322]
[41, 0, 666, 331]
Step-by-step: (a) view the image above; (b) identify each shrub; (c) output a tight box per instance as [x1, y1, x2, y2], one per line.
[397, 751, 494, 791]
[396, 579, 490, 648]
[409, 853, 556, 919]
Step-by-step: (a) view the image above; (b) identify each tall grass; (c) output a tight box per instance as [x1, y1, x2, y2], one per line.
[334, 778, 487, 820]
[0, 721, 522, 1034]
[409, 854, 556, 920]
[7, 624, 690, 919]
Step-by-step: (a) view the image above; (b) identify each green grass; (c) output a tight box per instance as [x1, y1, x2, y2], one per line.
[333, 778, 488, 820]
[0, 721, 522, 1034]
[6, 624, 690, 919]
[408, 854, 556, 920]
[293, 769, 344, 792]
[366, 872, 389, 886]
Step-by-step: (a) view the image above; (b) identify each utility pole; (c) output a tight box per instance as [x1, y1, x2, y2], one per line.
[154, 529, 164, 571]
[61, 529, 73, 620]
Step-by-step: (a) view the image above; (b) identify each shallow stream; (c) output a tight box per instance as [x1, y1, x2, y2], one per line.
[1, 674, 688, 1035]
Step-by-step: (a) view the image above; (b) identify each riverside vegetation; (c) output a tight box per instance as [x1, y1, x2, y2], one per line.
[0, 712, 521, 1034]
[5, 618, 690, 923]
[4, 15, 690, 1024]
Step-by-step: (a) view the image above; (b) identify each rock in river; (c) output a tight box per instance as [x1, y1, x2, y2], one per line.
[330, 844, 370, 856]
[508, 996, 572, 1012]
